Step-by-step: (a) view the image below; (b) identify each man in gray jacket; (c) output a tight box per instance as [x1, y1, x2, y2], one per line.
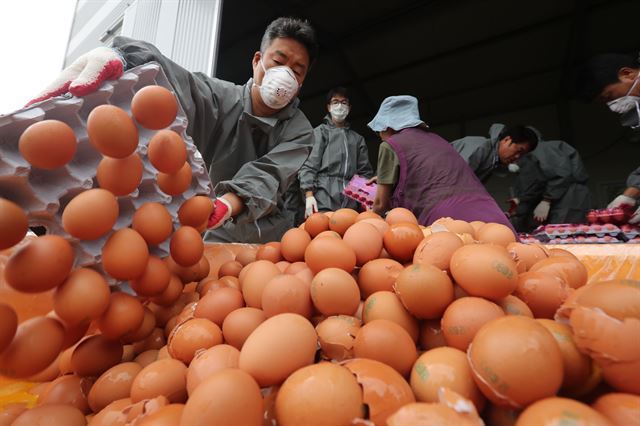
[452, 124, 538, 182]
[510, 131, 592, 231]
[30, 18, 318, 243]
[299, 87, 373, 216]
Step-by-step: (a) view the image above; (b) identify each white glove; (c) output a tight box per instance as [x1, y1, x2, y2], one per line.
[607, 194, 637, 209]
[629, 206, 640, 224]
[27, 47, 124, 106]
[305, 196, 318, 218]
[533, 200, 551, 222]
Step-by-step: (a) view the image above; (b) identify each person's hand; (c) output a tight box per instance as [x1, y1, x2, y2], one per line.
[207, 198, 233, 230]
[507, 198, 519, 217]
[366, 176, 377, 185]
[607, 194, 637, 210]
[533, 200, 551, 222]
[305, 195, 318, 218]
[629, 206, 640, 224]
[27, 47, 124, 106]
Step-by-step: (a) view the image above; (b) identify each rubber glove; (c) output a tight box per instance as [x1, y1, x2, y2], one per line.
[607, 194, 637, 209]
[533, 200, 551, 222]
[27, 47, 124, 106]
[207, 198, 233, 230]
[305, 195, 318, 218]
[507, 198, 519, 217]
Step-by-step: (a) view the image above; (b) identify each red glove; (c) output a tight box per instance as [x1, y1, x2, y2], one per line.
[207, 198, 233, 230]
[27, 47, 124, 106]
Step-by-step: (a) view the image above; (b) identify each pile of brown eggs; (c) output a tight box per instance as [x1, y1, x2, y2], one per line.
[1, 203, 639, 425]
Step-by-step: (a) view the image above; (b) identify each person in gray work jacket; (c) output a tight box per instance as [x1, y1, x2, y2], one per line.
[509, 129, 591, 231]
[452, 124, 538, 182]
[299, 87, 373, 217]
[28, 17, 319, 243]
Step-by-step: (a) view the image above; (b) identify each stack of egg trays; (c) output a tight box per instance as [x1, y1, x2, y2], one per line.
[0, 62, 212, 285]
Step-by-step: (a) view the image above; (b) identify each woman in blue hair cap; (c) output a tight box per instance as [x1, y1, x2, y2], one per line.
[369, 95, 515, 232]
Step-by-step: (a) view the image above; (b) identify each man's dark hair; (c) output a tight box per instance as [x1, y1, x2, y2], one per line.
[574, 53, 638, 101]
[326, 87, 349, 104]
[498, 125, 538, 151]
[260, 17, 319, 66]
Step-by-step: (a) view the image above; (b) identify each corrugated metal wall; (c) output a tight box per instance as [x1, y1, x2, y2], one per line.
[172, 0, 219, 75]
[131, 0, 162, 43]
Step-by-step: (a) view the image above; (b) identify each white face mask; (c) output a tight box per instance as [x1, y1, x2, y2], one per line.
[607, 75, 640, 114]
[508, 163, 520, 173]
[329, 104, 350, 122]
[254, 59, 299, 110]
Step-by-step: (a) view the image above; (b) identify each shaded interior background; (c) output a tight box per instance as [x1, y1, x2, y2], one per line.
[216, 0, 640, 210]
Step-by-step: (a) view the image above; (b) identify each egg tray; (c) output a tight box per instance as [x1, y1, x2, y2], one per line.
[343, 175, 376, 207]
[586, 208, 630, 225]
[0, 62, 212, 281]
[531, 224, 623, 239]
[547, 236, 624, 244]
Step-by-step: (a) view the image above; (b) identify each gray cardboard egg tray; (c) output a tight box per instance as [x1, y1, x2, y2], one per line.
[0, 62, 212, 285]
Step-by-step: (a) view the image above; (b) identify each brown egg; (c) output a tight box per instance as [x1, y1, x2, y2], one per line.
[131, 85, 178, 130]
[144, 130, 188, 177]
[275, 260, 291, 272]
[304, 237, 356, 274]
[133, 328, 166, 354]
[39, 374, 93, 413]
[0, 303, 17, 353]
[413, 232, 463, 271]
[506, 242, 548, 272]
[102, 228, 149, 280]
[484, 404, 521, 426]
[71, 334, 123, 377]
[151, 274, 184, 306]
[314, 230, 342, 239]
[62, 189, 119, 240]
[240, 260, 281, 308]
[131, 202, 173, 245]
[536, 319, 592, 394]
[385, 207, 418, 225]
[262, 275, 312, 318]
[97, 292, 143, 340]
[117, 395, 170, 424]
[47, 314, 90, 351]
[5, 235, 74, 293]
[342, 222, 384, 266]
[195, 287, 244, 325]
[315, 315, 361, 361]
[411, 347, 485, 411]
[395, 263, 454, 319]
[276, 363, 363, 426]
[89, 397, 132, 426]
[547, 247, 579, 260]
[383, 222, 424, 263]
[0, 198, 28, 250]
[122, 307, 157, 343]
[515, 271, 570, 318]
[12, 404, 86, 426]
[157, 162, 192, 196]
[356, 211, 382, 221]
[328, 208, 359, 235]
[176, 197, 211, 228]
[19, 119, 77, 170]
[238, 313, 317, 387]
[441, 297, 505, 351]
[342, 358, 415, 426]
[362, 291, 419, 341]
[256, 242, 283, 263]
[130, 256, 171, 297]
[476, 223, 516, 246]
[235, 248, 257, 266]
[87, 104, 139, 158]
[529, 256, 588, 289]
[170, 226, 204, 267]
[517, 397, 611, 426]
[498, 295, 534, 317]
[359, 218, 390, 237]
[96, 153, 143, 196]
[133, 349, 158, 368]
[137, 403, 184, 426]
[310, 268, 360, 316]
[435, 218, 476, 237]
[304, 212, 330, 237]
[182, 368, 263, 425]
[468, 316, 563, 408]
[222, 307, 267, 350]
[86, 362, 142, 412]
[419, 319, 446, 350]
[354, 319, 417, 376]
[592, 393, 640, 426]
[53, 268, 110, 325]
[165, 256, 203, 285]
[387, 400, 481, 426]
[0, 316, 64, 378]
[601, 359, 640, 394]
[450, 244, 518, 301]
[358, 258, 403, 298]
[130, 358, 188, 403]
[280, 228, 312, 262]
[168, 318, 223, 364]
[186, 344, 240, 395]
